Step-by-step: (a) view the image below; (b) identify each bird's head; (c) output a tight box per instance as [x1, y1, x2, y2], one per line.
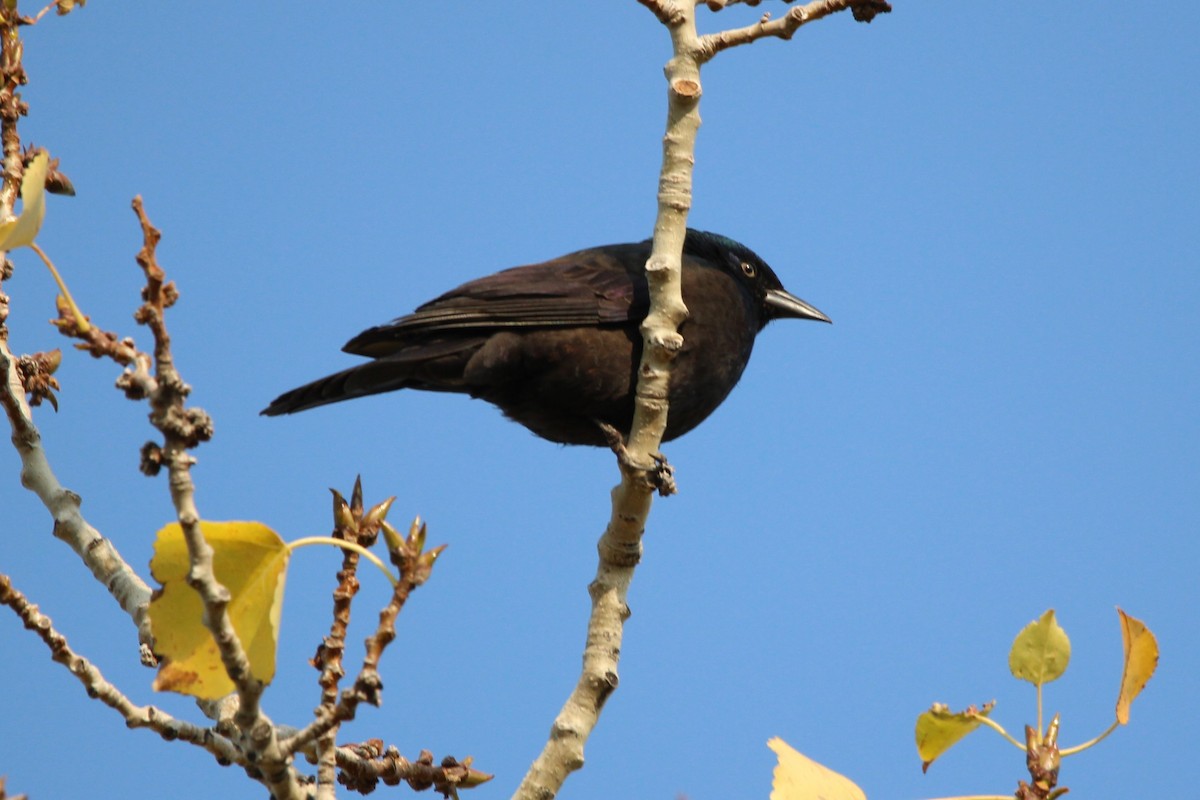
[683, 229, 832, 327]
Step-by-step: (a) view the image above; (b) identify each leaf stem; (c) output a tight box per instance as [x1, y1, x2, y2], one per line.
[1037, 682, 1044, 740]
[288, 537, 398, 586]
[974, 714, 1026, 750]
[29, 241, 90, 334]
[1060, 719, 1120, 756]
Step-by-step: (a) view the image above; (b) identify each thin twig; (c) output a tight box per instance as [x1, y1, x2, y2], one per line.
[336, 742, 483, 796]
[282, 516, 433, 758]
[128, 199, 304, 800]
[0, 8, 27, 216]
[312, 483, 367, 799]
[0, 572, 241, 765]
[32, 2, 61, 24]
[697, 0, 891, 61]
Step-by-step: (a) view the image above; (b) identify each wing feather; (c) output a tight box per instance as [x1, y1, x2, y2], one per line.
[344, 251, 647, 357]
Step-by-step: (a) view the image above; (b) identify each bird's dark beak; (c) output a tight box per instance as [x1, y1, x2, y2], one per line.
[765, 288, 832, 324]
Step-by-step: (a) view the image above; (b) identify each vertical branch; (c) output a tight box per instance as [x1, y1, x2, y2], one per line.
[0, 5, 156, 656]
[519, 3, 883, 797]
[0, 5, 26, 216]
[515, 4, 704, 799]
[129, 200, 303, 800]
[624, 16, 702, 466]
[312, 484, 365, 799]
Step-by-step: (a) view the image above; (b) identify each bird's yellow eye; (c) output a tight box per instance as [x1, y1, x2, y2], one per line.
[740, 261, 757, 278]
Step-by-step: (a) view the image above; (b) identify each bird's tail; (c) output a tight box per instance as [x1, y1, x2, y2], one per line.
[262, 335, 484, 416]
[262, 355, 453, 417]
[260, 362, 386, 412]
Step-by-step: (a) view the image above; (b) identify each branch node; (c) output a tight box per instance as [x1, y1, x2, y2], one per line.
[670, 78, 701, 99]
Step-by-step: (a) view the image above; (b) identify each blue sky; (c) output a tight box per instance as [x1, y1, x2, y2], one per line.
[1, 3, 1196, 799]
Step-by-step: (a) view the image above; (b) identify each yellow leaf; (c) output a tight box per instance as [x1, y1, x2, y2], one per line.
[0, 152, 49, 251]
[1009, 609, 1071, 686]
[768, 737, 866, 800]
[915, 701, 995, 772]
[149, 520, 290, 699]
[1115, 608, 1158, 724]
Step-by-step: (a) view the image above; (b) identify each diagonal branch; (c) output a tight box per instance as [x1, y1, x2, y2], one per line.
[697, 0, 891, 61]
[0, 571, 241, 765]
[0, 335, 157, 652]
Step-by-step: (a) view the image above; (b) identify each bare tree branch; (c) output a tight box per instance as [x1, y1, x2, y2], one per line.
[119, 198, 315, 799]
[336, 742, 483, 796]
[698, 0, 891, 61]
[0, 571, 241, 765]
[0, 7, 157, 658]
[281, 516, 441, 757]
[0, 8, 27, 215]
[515, 6, 705, 797]
[0, 337, 158, 651]
[638, 0, 687, 26]
[519, 2, 887, 796]
[310, 484, 369, 799]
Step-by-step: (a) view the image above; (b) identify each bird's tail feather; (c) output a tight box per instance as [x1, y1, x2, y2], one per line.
[262, 361, 424, 416]
[263, 338, 482, 417]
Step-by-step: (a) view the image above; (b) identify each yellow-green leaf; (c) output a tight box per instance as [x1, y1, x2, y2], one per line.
[0, 152, 49, 251]
[1116, 608, 1158, 724]
[1009, 609, 1071, 685]
[768, 737, 866, 800]
[915, 701, 994, 772]
[149, 520, 290, 699]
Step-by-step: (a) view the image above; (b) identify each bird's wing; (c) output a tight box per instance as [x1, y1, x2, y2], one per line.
[344, 254, 645, 357]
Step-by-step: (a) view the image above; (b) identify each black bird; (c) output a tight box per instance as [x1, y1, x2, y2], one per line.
[262, 229, 830, 445]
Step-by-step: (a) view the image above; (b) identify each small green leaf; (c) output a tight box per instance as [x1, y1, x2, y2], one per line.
[915, 701, 994, 772]
[1009, 609, 1071, 686]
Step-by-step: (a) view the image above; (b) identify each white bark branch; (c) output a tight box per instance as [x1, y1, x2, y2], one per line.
[518, 2, 887, 796]
[0, 336, 157, 654]
[698, 0, 891, 60]
[514, 6, 704, 799]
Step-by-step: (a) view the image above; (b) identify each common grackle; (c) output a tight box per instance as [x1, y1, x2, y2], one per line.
[262, 229, 830, 445]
